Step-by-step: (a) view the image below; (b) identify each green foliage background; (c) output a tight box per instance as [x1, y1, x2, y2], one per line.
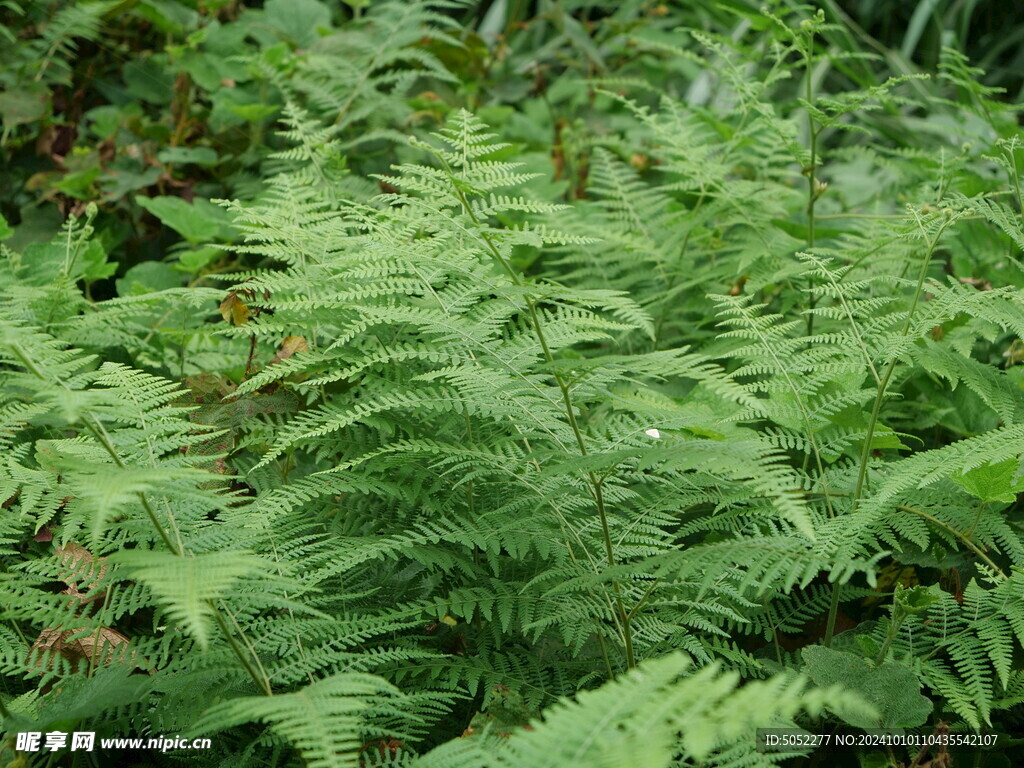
[2, 1, 1024, 767]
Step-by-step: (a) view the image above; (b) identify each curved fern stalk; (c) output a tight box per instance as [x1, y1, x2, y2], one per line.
[800, 11, 825, 341]
[823, 204, 971, 647]
[896, 504, 1005, 577]
[416, 112, 638, 669]
[797, 253, 881, 388]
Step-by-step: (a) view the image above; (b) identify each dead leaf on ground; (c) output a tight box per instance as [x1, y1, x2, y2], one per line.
[1003, 338, 1024, 367]
[56, 541, 108, 601]
[30, 626, 138, 671]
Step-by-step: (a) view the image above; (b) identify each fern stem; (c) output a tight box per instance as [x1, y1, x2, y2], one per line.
[443, 169, 636, 670]
[652, 192, 705, 349]
[813, 258, 880, 387]
[218, 600, 275, 695]
[625, 578, 660, 622]
[1007, 141, 1023, 214]
[514, 281, 638, 669]
[965, 500, 986, 539]
[897, 505, 1006, 579]
[824, 213, 954, 647]
[213, 609, 274, 696]
[596, 630, 615, 680]
[803, 19, 820, 340]
[873, 613, 902, 666]
[734, 301, 835, 519]
[516, 427, 617, 677]
[86, 584, 117, 678]
[851, 216, 952, 507]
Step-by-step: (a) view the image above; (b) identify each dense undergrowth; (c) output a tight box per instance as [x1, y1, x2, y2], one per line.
[2, 2, 1024, 767]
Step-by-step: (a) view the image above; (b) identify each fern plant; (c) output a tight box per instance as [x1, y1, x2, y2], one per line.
[3, 4, 1024, 767]
[546, 4, 1024, 751]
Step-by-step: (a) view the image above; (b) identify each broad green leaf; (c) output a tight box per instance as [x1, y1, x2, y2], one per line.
[227, 103, 279, 122]
[80, 240, 116, 282]
[85, 104, 124, 138]
[264, 0, 331, 48]
[0, 84, 49, 127]
[157, 146, 219, 166]
[802, 646, 931, 729]
[100, 163, 163, 199]
[6, 204, 63, 252]
[209, 86, 268, 131]
[123, 57, 174, 105]
[136, 0, 199, 34]
[952, 457, 1024, 503]
[175, 245, 221, 273]
[136, 195, 221, 243]
[18, 242, 68, 283]
[179, 49, 232, 91]
[53, 168, 102, 199]
[116, 261, 181, 296]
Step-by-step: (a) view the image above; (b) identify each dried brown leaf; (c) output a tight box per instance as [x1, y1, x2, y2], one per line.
[56, 542, 108, 597]
[269, 336, 309, 366]
[219, 291, 251, 326]
[30, 626, 137, 670]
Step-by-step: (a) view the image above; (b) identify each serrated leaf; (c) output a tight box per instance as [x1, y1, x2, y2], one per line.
[264, 0, 331, 48]
[952, 457, 1024, 503]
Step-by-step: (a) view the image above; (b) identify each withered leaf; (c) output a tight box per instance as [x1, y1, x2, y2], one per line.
[183, 372, 236, 404]
[30, 626, 139, 671]
[959, 276, 993, 291]
[219, 291, 251, 326]
[56, 541, 108, 598]
[1004, 338, 1024, 367]
[269, 336, 309, 366]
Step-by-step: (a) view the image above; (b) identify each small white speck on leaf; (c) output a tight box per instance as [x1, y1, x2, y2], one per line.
[645, 428, 661, 439]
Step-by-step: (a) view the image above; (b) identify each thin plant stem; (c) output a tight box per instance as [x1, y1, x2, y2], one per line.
[823, 214, 954, 646]
[804, 19, 820, 339]
[438, 154, 636, 670]
[898, 505, 1006, 579]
